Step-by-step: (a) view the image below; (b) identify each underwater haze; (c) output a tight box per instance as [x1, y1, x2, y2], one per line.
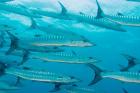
[0, 0, 140, 93]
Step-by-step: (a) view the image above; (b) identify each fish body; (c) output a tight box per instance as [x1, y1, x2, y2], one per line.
[29, 52, 98, 64]
[71, 13, 126, 32]
[32, 2, 126, 32]
[127, 0, 140, 2]
[5, 67, 80, 84]
[6, 29, 93, 53]
[87, 64, 140, 85]
[0, 3, 41, 18]
[96, 0, 140, 27]
[64, 86, 94, 93]
[0, 0, 13, 3]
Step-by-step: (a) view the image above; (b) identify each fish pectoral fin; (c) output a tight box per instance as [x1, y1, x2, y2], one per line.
[58, 1, 67, 15]
[95, 0, 104, 19]
[117, 12, 124, 16]
[14, 77, 22, 86]
[49, 83, 61, 92]
[18, 50, 30, 66]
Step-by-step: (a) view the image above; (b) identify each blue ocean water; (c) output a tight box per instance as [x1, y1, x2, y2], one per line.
[0, 0, 140, 93]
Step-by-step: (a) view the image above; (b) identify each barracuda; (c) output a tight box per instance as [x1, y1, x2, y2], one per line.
[96, 0, 140, 27]
[5, 28, 93, 55]
[24, 51, 99, 65]
[5, 31, 64, 54]
[127, 0, 140, 2]
[0, 0, 13, 3]
[32, 1, 126, 32]
[87, 64, 140, 86]
[64, 86, 95, 93]
[1, 49, 99, 66]
[0, 64, 80, 92]
[0, 3, 41, 18]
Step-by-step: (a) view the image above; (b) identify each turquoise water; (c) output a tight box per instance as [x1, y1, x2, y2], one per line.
[0, 0, 140, 93]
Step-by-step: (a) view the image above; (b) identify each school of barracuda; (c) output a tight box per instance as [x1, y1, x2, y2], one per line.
[0, 0, 139, 93]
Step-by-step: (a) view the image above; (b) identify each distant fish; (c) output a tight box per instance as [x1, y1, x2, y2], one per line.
[1, 65, 80, 92]
[0, 81, 19, 90]
[32, 1, 126, 32]
[126, 0, 140, 2]
[119, 54, 140, 71]
[0, 3, 41, 18]
[64, 86, 95, 93]
[0, 0, 13, 3]
[87, 64, 140, 86]
[95, 0, 140, 27]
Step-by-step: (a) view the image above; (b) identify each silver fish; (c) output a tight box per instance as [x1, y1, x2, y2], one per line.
[64, 86, 95, 93]
[87, 64, 140, 86]
[127, 0, 140, 2]
[5, 28, 93, 55]
[29, 51, 99, 64]
[0, 0, 13, 3]
[32, 1, 126, 32]
[4, 66, 80, 92]
[95, 0, 140, 27]
[0, 3, 41, 18]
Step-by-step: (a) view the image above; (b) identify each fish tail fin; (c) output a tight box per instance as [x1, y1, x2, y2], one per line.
[18, 50, 30, 66]
[122, 88, 128, 93]
[86, 63, 103, 86]
[58, 1, 67, 15]
[121, 53, 137, 66]
[49, 83, 61, 92]
[95, 0, 104, 18]
[0, 62, 6, 76]
[5, 31, 18, 55]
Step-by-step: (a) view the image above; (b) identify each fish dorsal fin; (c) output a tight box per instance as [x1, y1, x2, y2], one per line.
[71, 50, 77, 56]
[95, 0, 104, 18]
[58, 1, 67, 15]
[117, 12, 124, 16]
[29, 17, 38, 29]
[18, 50, 30, 66]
